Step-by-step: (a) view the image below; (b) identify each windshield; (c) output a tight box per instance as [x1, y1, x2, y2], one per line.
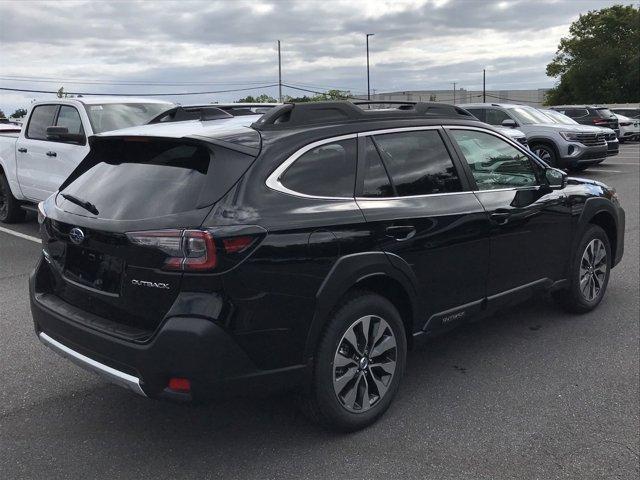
[507, 106, 554, 125]
[85, 103, 173, 133]
[539, 109, 578, 125]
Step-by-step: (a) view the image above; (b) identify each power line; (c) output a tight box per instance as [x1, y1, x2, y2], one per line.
[0, 84, 280, 97]
[0, 75, 274, 86]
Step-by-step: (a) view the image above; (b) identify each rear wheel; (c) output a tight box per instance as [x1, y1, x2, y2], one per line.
[553, 225, 611, 313]
[530, 143, 558, 168]
[0, 172, 26, 224]
[301, 291, 407, 431]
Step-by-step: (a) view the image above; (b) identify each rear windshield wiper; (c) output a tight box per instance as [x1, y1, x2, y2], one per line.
[61, 193, 99, 215]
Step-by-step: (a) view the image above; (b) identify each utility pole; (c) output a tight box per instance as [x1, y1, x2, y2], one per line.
[366, 33, 374, 100]
[453, 82, 456, 104]
[277, 40, 282, 103]
[482, 69, 486, 103]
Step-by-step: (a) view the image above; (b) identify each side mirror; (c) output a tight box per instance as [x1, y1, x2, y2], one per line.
[545, 168, 567, 189]
[501, 119, 518, 128]
[46, 126, 85, 144]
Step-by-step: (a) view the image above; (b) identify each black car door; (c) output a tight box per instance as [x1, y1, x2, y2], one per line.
[355, 127, 491, 331]
[445, 127, 572, 306]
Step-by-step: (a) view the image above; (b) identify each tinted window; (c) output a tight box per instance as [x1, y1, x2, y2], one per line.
[85, 103, 172, 133]
[61, 140, 254, 220]
[281, 139, 356, 197]
[485, 108, 512, 125]
[362, 138, 393, 197]
[595, 108, 614, 118]
[372, 130, 462, 196]
[56, 106, 84, 135]
[450, 129, 539, 190]
[464, 108, 485, 122]
[26, 105, 58, 140]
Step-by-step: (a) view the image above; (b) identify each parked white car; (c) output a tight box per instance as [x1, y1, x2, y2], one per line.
[0, 97, 174, 222]
[615, 113, 640, 142]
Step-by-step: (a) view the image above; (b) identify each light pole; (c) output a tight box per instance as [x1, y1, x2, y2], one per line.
[277, 40, 282, 103]
[366, 33, 374, 100]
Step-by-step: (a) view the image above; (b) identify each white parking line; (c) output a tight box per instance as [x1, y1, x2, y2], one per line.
[591, 169, 622, 173]
[0, 225, 40, 244]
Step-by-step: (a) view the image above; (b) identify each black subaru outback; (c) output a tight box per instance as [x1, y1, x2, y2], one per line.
[31, 102, 625, 431]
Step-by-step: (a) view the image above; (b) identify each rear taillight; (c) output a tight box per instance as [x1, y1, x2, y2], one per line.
[127, 229, 216, 271]
[593, 119, 609, 125]
[127, 229, 261, 272]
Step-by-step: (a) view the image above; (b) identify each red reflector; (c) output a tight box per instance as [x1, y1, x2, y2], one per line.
[168, 377, 191, 393]
[222, 236, 254, 254]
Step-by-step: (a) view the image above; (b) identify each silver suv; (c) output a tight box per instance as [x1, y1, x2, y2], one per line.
[460, 103, 608, 171]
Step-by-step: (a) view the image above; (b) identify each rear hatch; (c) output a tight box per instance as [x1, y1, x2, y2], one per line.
[593, 107, 619, 131]
[40, 136, 257, 339]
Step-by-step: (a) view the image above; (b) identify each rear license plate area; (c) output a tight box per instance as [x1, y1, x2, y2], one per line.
[64, 245, 123, 294]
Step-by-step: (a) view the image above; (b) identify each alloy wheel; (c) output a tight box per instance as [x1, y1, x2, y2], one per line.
[533, 146, 552, 162]
[332, 315, 397, 413]
[579, 238, 607, 302]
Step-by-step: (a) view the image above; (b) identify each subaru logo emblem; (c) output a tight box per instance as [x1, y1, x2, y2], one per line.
[69, 227, 85, 245]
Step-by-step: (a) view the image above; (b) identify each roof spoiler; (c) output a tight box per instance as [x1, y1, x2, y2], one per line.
[251, 101, 474, 130]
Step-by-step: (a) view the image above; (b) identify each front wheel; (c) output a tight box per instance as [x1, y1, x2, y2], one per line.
[0, 172, 26, 224]
[553, 224, 611, 313]
[301, 291, 407, 431]
[530, 143, 559, 168]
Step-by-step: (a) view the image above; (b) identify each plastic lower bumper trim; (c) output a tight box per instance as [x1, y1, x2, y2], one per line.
[38, 332, 146, 397]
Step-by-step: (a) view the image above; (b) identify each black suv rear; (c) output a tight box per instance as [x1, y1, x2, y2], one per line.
[551, 105, 620, 136]
[31, 102, 625, 431]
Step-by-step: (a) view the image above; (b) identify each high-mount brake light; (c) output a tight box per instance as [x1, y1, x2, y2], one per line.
[127, 230, 217, 271]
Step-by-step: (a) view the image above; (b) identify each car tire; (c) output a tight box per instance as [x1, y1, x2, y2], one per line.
[553, 224, 611, 313]
[530, 143, 559, 168]
[0, 172, 26, 224]
[301, 290, 407, 431]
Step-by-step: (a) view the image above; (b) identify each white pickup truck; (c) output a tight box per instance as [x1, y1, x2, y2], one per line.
[0, 97, 174, 223]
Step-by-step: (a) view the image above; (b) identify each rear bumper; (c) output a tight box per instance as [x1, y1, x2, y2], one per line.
[29, 259, 308, 400]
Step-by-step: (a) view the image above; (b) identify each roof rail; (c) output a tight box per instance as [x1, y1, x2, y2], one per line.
[251, 101, 474, 130]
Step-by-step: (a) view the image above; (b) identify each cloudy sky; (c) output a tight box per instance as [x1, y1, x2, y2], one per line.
[0, 0, 623, 113]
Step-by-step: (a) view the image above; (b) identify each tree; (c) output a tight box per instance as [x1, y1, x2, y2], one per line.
[235, 94, 277, 103]
[545, 5, 639, 105]
[10, 108, 27, 119]
[284, 89, 353, 102]
[0, 109, 5, 119]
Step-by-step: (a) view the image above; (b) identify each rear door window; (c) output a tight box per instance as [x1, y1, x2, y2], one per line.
[280, 139, 357, 197]
[26, 105, 58, 140]
[60, 140, 255, 219]
[370, 130, 462, 196]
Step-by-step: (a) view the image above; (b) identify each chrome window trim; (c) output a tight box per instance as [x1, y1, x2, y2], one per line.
[265, 133, 358, 200]
[265, 124, 546, 201]
[38, 332, 146, 396]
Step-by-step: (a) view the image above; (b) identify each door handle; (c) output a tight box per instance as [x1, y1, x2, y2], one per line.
[46, 151, 57, 157]
[385, 225, 416, 241]
[17, 147, 27, 153]
[490, 212, 511, 225]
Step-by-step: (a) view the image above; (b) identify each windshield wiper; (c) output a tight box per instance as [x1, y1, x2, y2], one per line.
[61, 193, 99, 215]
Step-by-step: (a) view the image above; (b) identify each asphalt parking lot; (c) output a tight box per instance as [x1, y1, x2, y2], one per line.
[1, 144, 638, 480]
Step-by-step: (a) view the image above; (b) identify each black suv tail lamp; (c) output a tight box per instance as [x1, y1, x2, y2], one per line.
[127, 228, 263, 272]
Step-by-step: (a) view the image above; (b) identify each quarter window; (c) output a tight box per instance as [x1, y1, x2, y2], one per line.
[280, 139, 357, 197]
[450, 129, 539, 190]
[26, 105, 58, 140]
[56, 106, 84, 136]
[370, 130, 462, 196]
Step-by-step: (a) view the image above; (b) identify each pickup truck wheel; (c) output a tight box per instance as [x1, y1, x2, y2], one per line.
[0, 172, 26, 223]
[300, 290, 407, 431]
[552, 225, 611, 313]
[530, 143, 558, 168]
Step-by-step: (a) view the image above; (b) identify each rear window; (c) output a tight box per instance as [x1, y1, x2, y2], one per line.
[85, 103, 172, 134]
[60, 139, 254, 220]
[595, 108, 614, 118]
